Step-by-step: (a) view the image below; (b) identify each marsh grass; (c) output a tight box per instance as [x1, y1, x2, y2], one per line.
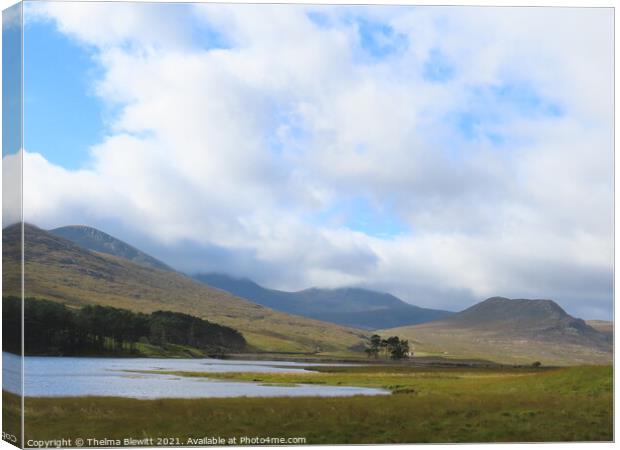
[3, 364, 611, 445]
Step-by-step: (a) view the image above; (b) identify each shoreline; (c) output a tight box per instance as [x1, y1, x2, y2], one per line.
[3, 350, 565, 369]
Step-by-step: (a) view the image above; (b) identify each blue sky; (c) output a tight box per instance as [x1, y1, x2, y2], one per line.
[453, 82, 564, 146]
[14, 3, 613, 319]
[23, 9, 420, 238]
[24, 19, 104, 169]
[24, 8, 564, 171]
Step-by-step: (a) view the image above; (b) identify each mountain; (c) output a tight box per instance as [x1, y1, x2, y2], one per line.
[49, 225, 171, 271]
[381, 296, 612, 365]
[586, 320, 613, 336]
[193, 273, 453, 330]
[3, 224, 368, 353]
[46, 229, 451, 330]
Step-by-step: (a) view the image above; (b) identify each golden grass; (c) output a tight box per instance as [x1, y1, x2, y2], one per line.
[3, 227, 368, 354]
[2, 365, 612, 445]
[380, 323, 612, 365]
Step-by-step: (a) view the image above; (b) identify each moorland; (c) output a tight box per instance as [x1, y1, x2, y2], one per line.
[1, 223, 614, 446]
[2, 364, 612, 446]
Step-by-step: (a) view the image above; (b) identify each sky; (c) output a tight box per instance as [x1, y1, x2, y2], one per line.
[4, 2, 613, 319]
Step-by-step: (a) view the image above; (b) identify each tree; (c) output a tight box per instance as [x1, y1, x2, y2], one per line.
[365, 334, 382, 358]
[3, 297, 22, 354]
[364, 334, 410, 360]
[5, 297, 247, 356]
[384, 336, 400, 358]
[390, 338, 410, 360]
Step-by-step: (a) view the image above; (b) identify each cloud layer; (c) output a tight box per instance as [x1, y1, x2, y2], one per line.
[15, 3, 613, 318]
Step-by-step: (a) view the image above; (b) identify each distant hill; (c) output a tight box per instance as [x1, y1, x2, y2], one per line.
[47, 228, 452, 330]
[194, 273, 453, 330]
[587, 320, 613, 336]
[50, 225, 171, 271]
[3, 224, 368, 353]
[382, 297, 612, 365]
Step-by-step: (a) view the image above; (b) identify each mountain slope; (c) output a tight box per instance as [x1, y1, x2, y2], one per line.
[381, 297, 612, 365]
[3, 224, 368, 353]
[586, 320, 613, 336]
[194, 273, 453, 330]
[50, 225, 171, 271]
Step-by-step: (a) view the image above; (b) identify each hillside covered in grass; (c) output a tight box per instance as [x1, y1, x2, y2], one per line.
[382, 297, 612, 365]
[3, 296, 247, 357]
[3, 224, 368, 354]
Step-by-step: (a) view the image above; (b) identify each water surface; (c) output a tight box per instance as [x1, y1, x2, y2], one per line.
[2, 353, 388, 399]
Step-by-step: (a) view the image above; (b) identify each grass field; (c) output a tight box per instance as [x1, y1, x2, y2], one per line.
[380, 323, 612, 366]
[3, 364, 612, 446]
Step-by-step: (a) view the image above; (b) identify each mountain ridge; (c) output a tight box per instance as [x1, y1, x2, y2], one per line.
[49, 225, 171, 271]
[5, 223, 611, 364]
[382, 296, 612, 365]
[3, 224, 369, 353]
[46, 226, 453, 331]
[193, 272, 453, 330]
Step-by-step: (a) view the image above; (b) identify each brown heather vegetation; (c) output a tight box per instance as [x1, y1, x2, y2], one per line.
[2, 224, 369, 354]
[2, 364, 612, 445]
[382, 297, 612, 365]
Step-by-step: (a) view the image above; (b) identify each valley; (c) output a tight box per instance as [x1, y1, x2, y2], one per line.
[2, 223, 613, 365]
[1, 223, 613, 447]
[3, 364, 612, 445]
[2, 224, 368, 354]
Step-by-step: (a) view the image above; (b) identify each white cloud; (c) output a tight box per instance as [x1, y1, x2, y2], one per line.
[26, 2, 195, 50]
[16, 3, 614, 319]
[2, 151, 21, 227]
[3, 2, 22, 30]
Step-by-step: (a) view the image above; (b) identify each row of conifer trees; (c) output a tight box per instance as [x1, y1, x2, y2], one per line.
[2, 296, 247, 356]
